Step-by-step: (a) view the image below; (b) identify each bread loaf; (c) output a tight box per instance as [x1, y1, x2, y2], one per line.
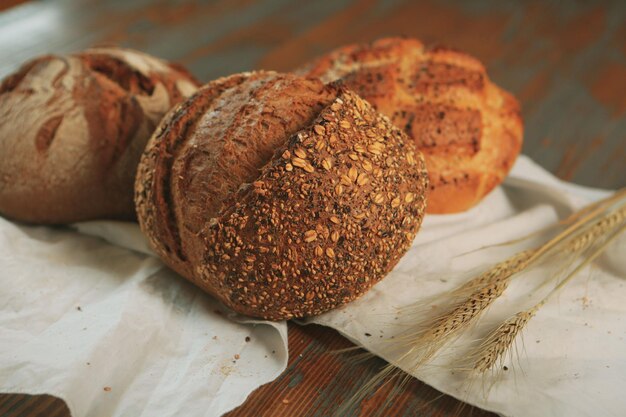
[298, 37, 523, 214]
[135, 71, 429, 320]
[0, 47, 199, 224]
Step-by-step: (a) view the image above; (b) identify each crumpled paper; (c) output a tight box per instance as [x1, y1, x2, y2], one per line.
[1, 155, 624, 417]
[309, 155, 626, 417]
[0, 219, 288, 417]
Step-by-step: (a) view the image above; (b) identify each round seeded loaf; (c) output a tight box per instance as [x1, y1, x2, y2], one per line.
[297, 37, 523, 214]
[135, 71, 429, 320]
[0, 47, 199, 224]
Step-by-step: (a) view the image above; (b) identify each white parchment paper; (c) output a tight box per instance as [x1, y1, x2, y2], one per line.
[309, 155, 626, 417]
[1, 155, 624, 417]
[0, 219, 288, 417]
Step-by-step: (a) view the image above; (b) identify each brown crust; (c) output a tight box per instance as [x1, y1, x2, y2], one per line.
[0, 47, 199, 224]
[136, 73, 253, 279]
[136, 71, 429, 320]
[297, 37, 523, 214]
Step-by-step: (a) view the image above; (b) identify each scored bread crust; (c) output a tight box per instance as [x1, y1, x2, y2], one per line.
[297, 37, 523, 214]
[0, 47, 199, 224]
[136, 71, 429, 320]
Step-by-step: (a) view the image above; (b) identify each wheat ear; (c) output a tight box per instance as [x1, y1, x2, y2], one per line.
[458, 188, 626, 256]
[445, 191, 625, 303]
[471, 217, 626, 373]
[392, 200, 625, 368]
[340, 192, 626, 411]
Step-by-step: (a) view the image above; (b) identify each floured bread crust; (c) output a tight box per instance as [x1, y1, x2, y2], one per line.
[0, 47, 199, 223]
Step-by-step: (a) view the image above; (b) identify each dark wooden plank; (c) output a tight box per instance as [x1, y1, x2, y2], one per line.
[0, 0, 623, 188]
[225, 323, 493, 417]
[0, 0, 624, 416]
[0, 393, 68, 417]
[0, 0, 26, 11]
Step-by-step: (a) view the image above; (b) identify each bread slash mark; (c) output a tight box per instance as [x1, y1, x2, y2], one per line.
[35, 115, 63, 152]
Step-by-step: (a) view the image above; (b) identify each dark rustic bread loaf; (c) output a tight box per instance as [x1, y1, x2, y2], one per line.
[297, 37, 523, 214]
[135, 71, 429, 320]
[0, 47, 199, 224]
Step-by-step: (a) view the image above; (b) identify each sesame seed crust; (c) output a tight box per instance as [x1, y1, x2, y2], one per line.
[136, 71, 428, 320]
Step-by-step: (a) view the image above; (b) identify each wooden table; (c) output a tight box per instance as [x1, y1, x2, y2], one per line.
[1, 0, 624, 416]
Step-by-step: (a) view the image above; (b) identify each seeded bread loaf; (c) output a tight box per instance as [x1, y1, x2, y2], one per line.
[135, 71, 429, 320]
[0, 47, 199, 224]
[297, 37, 523, 214]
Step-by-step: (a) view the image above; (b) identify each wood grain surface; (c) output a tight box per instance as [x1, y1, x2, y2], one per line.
[0, 0, 624, 416]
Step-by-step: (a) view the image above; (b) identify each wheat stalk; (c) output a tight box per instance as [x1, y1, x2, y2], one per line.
[339, 190, 626, 411]
[471, 218, 626, 373]
[429, 199, 626, 352]
[335, 362, 403, 416]
[564, 203, 626, 252]
[457, 188, 626, 257]
[449, 249, 535, 297]
[473, 306, 539, 372]
[412, 272, 514, 365]
[444, 190, 625, 304]
[390, 249, 538, 368]
[390, 201, 626, 370]
[523, 193, 623, 263]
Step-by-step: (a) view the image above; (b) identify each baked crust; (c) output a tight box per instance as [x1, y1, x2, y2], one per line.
[298, 37, 523, 213]
[0, 47, 199, 223]
[136, 71, 429, 320]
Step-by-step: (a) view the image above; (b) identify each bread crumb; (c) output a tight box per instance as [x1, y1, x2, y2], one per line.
[282, 398, 290, 404]
[234, 354, 240, 360]
[103, 387, 111, 392]
[220, 365, 233, 376]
